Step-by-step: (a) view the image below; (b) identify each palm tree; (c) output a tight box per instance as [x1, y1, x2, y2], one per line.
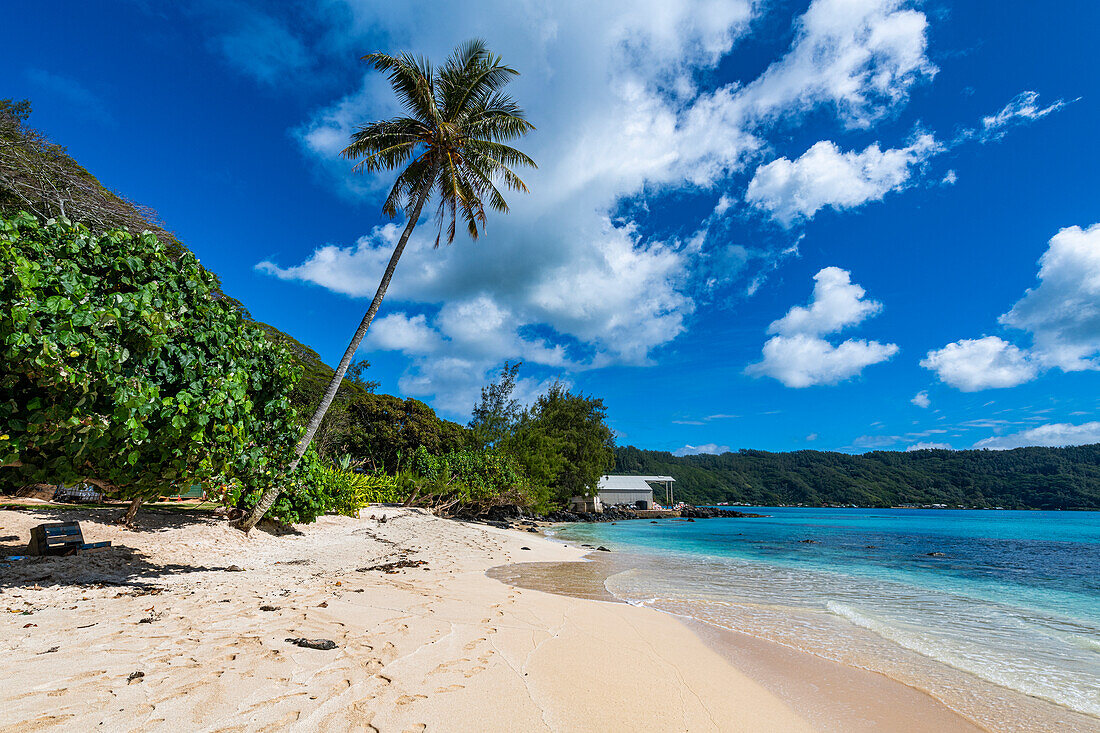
[238, 40, 535, 531]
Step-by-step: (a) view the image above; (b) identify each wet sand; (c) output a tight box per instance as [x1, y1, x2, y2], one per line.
[489, 549, 1004, 732]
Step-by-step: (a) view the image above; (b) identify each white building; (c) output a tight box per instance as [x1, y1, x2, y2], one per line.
[597, 475, 675, 509]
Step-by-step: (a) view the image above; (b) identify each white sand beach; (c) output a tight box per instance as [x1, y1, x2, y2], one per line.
[0, 505, 982, 732]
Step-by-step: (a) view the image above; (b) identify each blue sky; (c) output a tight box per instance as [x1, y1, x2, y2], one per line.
[6, 1, 1100, 455]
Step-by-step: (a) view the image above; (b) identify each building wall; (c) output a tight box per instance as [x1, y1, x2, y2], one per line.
[598, 489, 653, 507]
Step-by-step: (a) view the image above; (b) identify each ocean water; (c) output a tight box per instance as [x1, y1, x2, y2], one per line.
[552, 508, 1100, 724]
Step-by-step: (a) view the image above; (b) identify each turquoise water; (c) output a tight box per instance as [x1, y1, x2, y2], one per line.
[554, 509, 1100, 720]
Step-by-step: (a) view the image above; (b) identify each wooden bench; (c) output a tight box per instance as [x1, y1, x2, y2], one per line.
[29, 522, 111, 556]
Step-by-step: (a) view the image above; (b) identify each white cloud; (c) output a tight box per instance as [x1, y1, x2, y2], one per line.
[262, 0, 935, 413]
[980, 91, 1069, 140]
[922, 223, 1100, 393]
[806, 433, 818, 441]
[920, 336, 1037, 391]
[209, 6, 311, 85]
[748, 267, 897, 387]
[746, 134, 939, 225]
[911, 390, 930, 408]
[941, 169, 957, 185]
[769, 266, 884, 336]
[674, 443, 731, 457]
[999, 223, 1100, 372]
[905, 441, 951, 451]
[737, 0, 935, 127]
[364, 313, 442, 356]
[973, 422, 1100, 450]
[749, 333, 898, 388]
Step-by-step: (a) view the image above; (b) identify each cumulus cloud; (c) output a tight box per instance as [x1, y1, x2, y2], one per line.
[748, 267, 897, 387]
[746, 134, 939, 225]
[905, 441, 951, 451]
[768, 266, 884, 336]
[261, 0, 936, 413]
[999, 223, 1100, 371]
[923, 223, 1100, 392]
[749, 333, 898, 388]
[364, 313, 442, 356]
[973, 422, 1100, 450]
[911, 390, 930, 408]
[674, 443, 731, 457]
[920, 336, 1037, 391]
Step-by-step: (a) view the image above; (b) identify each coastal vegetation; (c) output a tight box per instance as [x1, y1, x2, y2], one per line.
[0, 213, 305, 523]
[616, 444, 1100, 510]
[244, 39, 538, 529]
[0, 94, 615, 526]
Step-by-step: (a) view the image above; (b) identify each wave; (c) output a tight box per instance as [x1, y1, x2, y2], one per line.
[827, 601, 1100, 717]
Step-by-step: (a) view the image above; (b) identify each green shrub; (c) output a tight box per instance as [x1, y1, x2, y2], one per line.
[0, 213, 303, 510]
[409, 446, 536, 513]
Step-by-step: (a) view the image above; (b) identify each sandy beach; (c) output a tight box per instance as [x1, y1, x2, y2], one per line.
[1, 504, 982, 732]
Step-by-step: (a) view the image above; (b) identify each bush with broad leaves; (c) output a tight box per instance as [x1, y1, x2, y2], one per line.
[0, 212, 306, 519]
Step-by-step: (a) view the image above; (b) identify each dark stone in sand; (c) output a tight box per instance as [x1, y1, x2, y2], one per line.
[520, 546, 531, 550]
[226, 565, 244, 572]
[596, 546, 611, 552]
[127, 671, 144, 683]
[260, 605, 279, 612]
[357, 559, 427, 573]
[286, 638, 337, 650]
[527, 527, 539, 533]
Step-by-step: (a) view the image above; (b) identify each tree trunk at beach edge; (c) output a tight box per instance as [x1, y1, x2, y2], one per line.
[235, 187, 431, 532]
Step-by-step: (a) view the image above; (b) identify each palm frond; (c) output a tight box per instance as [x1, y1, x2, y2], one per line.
[362, 52, 440, 125]
[350, 40, 535, 240]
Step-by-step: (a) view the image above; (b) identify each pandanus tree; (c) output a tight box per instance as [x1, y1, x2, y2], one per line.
[238, 40, 535, 531]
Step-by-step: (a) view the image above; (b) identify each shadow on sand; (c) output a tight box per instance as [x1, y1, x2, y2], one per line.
[0, 503, 251, 590]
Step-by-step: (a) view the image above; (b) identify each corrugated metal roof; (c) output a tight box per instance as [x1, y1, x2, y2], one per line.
[598, 475, 675, 490]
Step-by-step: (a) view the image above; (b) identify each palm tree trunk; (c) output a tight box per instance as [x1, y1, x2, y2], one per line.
[237, 185, 433, 532]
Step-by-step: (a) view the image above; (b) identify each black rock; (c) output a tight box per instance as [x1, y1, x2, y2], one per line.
[926, 552, 946, 557]
[520, 546, 531, 550]
[286, 637, 338, 650]
[596, 546, 611, 552]
[260, 605, 279, 612]
[127, 671, 144, 683]
[798, 539, 817, 544]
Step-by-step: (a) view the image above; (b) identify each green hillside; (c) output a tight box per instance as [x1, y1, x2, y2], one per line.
[615, 445, 1100, 510]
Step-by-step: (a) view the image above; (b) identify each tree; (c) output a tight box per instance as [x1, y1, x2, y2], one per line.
[0, 213, 303, 521]
[469, 360, 522, 447]
[240, 39, 536, 530]
[1, 99, 184, 256]
[505, 383, 615, 503]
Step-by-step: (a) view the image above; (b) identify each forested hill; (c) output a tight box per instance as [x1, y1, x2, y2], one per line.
[614, 445, 1100, 510]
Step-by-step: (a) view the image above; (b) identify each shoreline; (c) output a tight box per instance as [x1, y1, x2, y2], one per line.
[0, 504, 810, 732]
[501, 530, 1099, 733]
[490, 551, 984, 733]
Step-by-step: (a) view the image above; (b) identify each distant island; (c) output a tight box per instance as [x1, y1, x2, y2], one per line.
[615, 444, 1100, 510]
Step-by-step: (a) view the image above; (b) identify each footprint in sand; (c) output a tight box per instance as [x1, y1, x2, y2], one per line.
[434, 684, 465, 693]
